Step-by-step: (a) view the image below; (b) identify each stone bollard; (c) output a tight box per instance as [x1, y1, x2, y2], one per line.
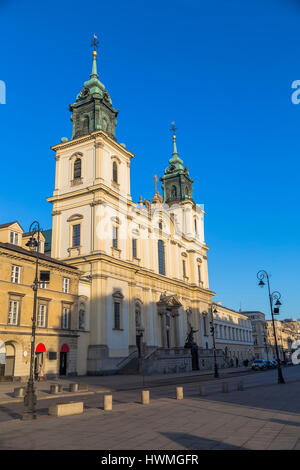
[69, 383, 79, 392]
[237, 381, 244, 391]
[199, 385, 206, 396]
[222, 382, 229, 393]
[50, 384, 59, 394]
[104, 395, 112, 411]
[176, 387, 183, 400]
[141, 390, 150, 405]
[14, 387, 25, 398]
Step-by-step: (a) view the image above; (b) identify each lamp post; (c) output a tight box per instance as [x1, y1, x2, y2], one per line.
[257, 270, 285, 384]
[207, 305, 219, 378]
[22, 221, 41, 420]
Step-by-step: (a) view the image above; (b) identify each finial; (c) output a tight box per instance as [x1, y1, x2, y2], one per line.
[90, 34, 99, 78]
[168, 121, 183, 169]
[170, 121, 177, 136]
[91, 33, 99, 52]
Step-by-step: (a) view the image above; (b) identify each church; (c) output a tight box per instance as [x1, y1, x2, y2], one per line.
[47, 44, 252, 375]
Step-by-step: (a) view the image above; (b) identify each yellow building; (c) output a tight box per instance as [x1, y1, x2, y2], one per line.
[266, 320, 298, 361]
[213, 303, 254, 366]
[0, 221, 86, 379]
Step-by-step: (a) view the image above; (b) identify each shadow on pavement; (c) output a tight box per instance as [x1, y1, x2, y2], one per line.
[161, 432, 241, 450]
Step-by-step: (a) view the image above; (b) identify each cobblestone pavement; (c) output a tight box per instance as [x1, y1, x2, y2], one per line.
[0, 368, 300, 450]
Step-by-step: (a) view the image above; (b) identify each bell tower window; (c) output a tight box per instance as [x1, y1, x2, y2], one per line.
[74, 158, 82, 180]
[112, 161, 118, 184]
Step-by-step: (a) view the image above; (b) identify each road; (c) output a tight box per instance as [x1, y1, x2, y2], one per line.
[0, 365, 298, 423]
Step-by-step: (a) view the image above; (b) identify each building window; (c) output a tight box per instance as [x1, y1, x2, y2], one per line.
[158, 240, 165, 275]
[194, 219, 198, 235]
[158, 222, 163, 230]
[11, 265, 20, 284]
[203, 315, 208, 336]
[37, 304, 47, 328]
[113, 226, 118, 249]
[182, 260, 186, 278]
[112, 161, 118, 183]
[74, 158, 82, 179]
[198, 265, 201, 284]
[132, 238, 137, 258]
[79, 308, 85, 330]
[112, 291, 124, 330]
[10, 232, 19, 245]
[63, 277, 70, 294]
[72, 224, 80, 247]
[8, 300, 19, 325]
[61, 307, 70, 330]
[114, 302, 121, 329]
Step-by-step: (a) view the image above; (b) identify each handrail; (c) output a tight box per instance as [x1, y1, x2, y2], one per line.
[116, 349, 138, 369]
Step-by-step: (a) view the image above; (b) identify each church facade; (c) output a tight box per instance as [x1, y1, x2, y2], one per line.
[47, 47, 251, 375]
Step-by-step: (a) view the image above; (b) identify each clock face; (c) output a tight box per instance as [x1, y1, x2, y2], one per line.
[80, 88, 89, 98]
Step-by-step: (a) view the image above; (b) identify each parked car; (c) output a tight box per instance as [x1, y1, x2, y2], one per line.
[265, 360, 276, 369]
[270, 360, 278, 367]
[251, 359, 267, 371]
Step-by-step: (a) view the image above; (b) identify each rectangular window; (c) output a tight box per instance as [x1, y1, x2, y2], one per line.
[72, 224, 81, 247]
[11, 265, 20, 284]
[198, 265, 201, 284]
[114, 302, 121, 329]
[63, 277, 70, 293]
[37, 304, 47, 328]
[203, 315, 208, 336]
[182, 260, 186, 278]
[113, 226, 118, 249]
[61, 307, 70, 329]
[8, 300, 19, 325]
[10, 232, 19, 245]
[132, 238, 137, 258]
[158, 240, 165, 275]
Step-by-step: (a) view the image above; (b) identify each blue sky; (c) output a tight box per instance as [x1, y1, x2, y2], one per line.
[1, 0, 300, 319]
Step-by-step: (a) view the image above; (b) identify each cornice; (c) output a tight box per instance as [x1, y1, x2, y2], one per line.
[51, 130, 134, 159]
[63, 252, 215, 298]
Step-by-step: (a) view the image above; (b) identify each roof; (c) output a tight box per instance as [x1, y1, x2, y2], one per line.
[0, 242, 78, 271]
[0, 221, 23, 230]
[42, 229, 52, 252]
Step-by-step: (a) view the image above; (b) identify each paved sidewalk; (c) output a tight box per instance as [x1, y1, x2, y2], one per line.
[0, 366, 251, 404]
[0, 379, 300, 450]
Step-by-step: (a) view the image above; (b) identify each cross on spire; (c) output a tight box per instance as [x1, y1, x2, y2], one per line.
[91, 34, 99, 51]
[170, 121, 177, 136]
[154, 174, 158, 193]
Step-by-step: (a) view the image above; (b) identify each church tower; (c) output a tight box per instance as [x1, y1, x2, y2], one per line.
[69, 38, 118, 140]
[160, 125, 194, 205]
[48, 40, 213, 376]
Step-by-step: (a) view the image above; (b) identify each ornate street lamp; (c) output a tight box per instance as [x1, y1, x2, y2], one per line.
[257, 270, 285, 384]
[22, 221, 41, 420]
[203, 306, 219, 378]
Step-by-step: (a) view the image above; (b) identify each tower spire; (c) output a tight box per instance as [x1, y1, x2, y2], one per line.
[169, 122, 183, 168]
[91, 34, 99, 79]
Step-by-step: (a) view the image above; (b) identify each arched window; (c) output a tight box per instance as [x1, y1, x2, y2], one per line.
[112, 161, 118, 183]
[135, 302, 142, 329]
[74, 158, 82, 179]
[158, 240, 165, 275]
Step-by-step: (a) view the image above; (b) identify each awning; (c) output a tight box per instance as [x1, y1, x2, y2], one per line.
[36, 343, 46, 352]
[0, 341, 5, 364]
[60, 344, 69, 352]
